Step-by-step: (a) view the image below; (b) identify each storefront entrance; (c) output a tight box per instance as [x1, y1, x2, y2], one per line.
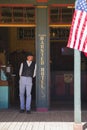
[0, 6, 87, 112]
[50, 27, 74, 110]
[49, 27, 87, 110]
[0, 27, 36, 109]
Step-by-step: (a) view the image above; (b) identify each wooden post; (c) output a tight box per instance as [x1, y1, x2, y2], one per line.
[36, 6, 49, 111]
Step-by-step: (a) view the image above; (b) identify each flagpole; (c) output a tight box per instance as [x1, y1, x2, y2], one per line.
[74, 49, 82, 130]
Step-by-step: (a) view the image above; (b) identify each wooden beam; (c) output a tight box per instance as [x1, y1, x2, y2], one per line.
[0, 24, 36, 27]
[0, 4, 34, 7]
[49, 24, 71, 27]
[49, 4, 74, 7]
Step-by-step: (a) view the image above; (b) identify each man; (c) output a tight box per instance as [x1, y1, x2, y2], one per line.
[19, 52, 36, 114]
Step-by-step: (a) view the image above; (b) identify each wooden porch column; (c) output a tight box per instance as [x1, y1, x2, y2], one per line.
[73, 50, 82, 130]
[36, 6, 49, 111]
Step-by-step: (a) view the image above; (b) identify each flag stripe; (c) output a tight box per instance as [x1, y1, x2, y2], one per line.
[79, 12, 87, 51]
[67, 11, 81, 49]
[67, 10, 87, 52]
[73, 10, 82, 50]
[79, 23, 87, 51]
[67, 0, 87, 53]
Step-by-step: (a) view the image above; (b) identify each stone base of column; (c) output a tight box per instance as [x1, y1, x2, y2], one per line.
[73, 123, 83, 130]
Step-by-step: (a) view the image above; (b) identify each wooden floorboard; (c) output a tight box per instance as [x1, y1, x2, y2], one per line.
[26, 122, 33, 130]
[0, 109, 86, 130]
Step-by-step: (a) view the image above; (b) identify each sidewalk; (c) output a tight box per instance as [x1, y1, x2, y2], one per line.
[0, 109, 86, 130]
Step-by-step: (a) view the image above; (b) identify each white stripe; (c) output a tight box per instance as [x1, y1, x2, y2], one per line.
[75, 12, 86, 50]
[70, 11, 81, 48]
[79, 21, 87, 51]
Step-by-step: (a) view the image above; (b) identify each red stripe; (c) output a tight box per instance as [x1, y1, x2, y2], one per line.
[72, 11, 79, 49]
[67, 11, 76, 48]
[67, 10, 87, 53]
[78, 13, 87, 51]
[83, 36, 87, 52]
[74, 11, 82, 50]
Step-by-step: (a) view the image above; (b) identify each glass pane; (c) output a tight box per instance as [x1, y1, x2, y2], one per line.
[25, 7, 35, 23]
[50, 7, 74, 24]
[50, 7, 59, 23]
[62, 8, 74, 23]
[0, 7, 35, 23]
[13, 7, 23, 17]
[1, 7, 12, 23]
[17, 27, 35, 40]
[13, 7, 24, 22]
[50, 27, 70, 40]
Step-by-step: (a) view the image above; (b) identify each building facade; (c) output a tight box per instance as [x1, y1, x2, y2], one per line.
[0, 0, 84, 129]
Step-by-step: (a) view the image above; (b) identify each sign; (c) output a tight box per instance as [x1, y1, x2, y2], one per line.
[64, 74, 73, 83]
[39, 34, 46, 98]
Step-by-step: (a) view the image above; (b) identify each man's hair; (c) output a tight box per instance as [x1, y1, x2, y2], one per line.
[26, 52, 33, 57]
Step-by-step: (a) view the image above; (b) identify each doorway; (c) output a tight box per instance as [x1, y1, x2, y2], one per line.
[81, 52, 87, 110]
[50, 27, 74, 110]
[0, 27, 36, 109]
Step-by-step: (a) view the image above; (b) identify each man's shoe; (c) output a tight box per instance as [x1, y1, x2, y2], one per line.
[20, 109, 25, 113]
[26, 110, 31, 114]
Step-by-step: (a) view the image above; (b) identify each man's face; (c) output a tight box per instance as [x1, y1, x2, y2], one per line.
[27, 56, 33, 61]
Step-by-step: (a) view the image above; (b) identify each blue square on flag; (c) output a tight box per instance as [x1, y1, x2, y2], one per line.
[76, 0, 87, 11]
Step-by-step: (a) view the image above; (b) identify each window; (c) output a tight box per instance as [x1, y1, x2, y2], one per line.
[0, 7, 35, 24]
[50, 27, 70, 40]
[50, 7, 74, 24]
[17, 27, 35, 40]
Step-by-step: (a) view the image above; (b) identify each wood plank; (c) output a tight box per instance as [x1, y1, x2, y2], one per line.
[38, 122, 45, 130]
[44, 122, 50, 130]
[13, 122, 23, 130]
[56, 123, 62, 130]
[1, 122, 12, 130]
[32, 122, 40, 130]
[19, 122, 28, 130]
[7, 111, 23, 130]
[68, 123, 73, 130]
[50, 122, 58, 130]
[0, 122, 6, 130]
[0, 110, 77, 130]
[8, 122, 18, 130]
[26, 122, 33, 130]
[12, 113, 27, 130]
[0, 110, 16, 129]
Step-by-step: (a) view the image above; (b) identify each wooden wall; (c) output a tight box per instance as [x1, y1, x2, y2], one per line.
[9, 27, 35, 54]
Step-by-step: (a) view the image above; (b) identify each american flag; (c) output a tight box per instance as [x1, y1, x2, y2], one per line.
[67, 0, 87, 53]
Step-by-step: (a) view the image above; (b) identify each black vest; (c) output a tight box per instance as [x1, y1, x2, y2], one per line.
[21, 61, 35, 77]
